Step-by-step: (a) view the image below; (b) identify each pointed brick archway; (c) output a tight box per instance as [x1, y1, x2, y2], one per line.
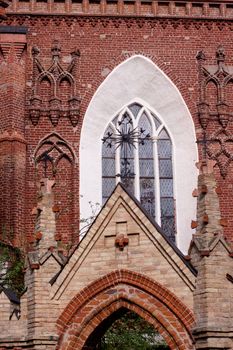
[56, 270, 195, 350]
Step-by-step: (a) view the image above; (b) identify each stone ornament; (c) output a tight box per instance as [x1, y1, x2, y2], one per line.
[115, 233, 129, 251]
[197, 46, 233, 177]
[34, 132, 75, 177]
[29, 40, 80, 127]
[1, 15, 232, 32]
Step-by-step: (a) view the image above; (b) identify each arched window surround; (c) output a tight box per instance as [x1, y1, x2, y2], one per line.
[80, 55, 198, 253]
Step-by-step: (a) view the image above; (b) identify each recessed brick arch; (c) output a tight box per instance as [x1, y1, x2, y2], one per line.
[56, 270, 195, 350]
[80, 51, 196, 119]
[80, 54, 198, 253]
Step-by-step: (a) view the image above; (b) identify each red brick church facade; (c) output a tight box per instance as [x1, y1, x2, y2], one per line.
[1, 0, 233, 348]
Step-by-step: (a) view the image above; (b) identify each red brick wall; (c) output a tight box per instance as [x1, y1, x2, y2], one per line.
[0, 34, 27, 245]
[1, 6, 233, 248]
[54, 157, 75, 247]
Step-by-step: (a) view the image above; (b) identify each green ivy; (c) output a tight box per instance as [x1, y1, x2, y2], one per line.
[100, 311, 169, 350]
[0, 242, 25, 297]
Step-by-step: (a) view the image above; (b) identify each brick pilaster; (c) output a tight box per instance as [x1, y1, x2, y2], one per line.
[25, 179, 63, 341]
[0, 27, 27, 247]
[34, 178, 57, 254]
[189, 160, 233, 349]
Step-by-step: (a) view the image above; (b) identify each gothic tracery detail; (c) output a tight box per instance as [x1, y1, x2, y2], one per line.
[34, 133, 76, 244]
[35, 133, 75, 176]
[29, 40, 80, 127]
[197, 46, 233, 177]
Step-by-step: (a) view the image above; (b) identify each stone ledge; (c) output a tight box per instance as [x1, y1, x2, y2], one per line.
[0, 131, 27, 144]
[0, 25, 27, 33]
[0, 335, 59, 347]
[193, 327, 233, 336]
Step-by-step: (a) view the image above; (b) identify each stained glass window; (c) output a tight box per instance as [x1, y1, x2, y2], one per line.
[102, 103, 176, 243]
[139, 113, 155, 218]
[158, 129, 175, 243]
[102, 125, 116, 203]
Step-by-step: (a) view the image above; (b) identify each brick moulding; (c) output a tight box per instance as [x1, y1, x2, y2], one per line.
[5, 0, 233, 20]
[3, 14, 233, 30]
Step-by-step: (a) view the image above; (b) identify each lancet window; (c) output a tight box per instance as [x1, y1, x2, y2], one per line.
[102, 103, 176, 243]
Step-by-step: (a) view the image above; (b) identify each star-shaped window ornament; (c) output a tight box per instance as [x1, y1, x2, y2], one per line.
[102, 113, 150, 181]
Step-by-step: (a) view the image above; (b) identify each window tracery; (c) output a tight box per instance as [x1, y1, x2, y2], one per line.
[102, 103, 176, 243]
[35, 133, 75, 177]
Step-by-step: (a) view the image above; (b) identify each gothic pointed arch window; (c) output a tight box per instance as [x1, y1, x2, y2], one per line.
[81, 55, 198, 253]
[102, 102, 176, 243]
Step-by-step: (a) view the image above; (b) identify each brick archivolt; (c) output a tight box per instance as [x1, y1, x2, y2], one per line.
[56, 269, 195, 350]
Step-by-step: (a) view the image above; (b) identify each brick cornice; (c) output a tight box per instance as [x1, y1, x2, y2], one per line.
[0, 31, 26, 60]
[4, 0, 233, 23]
[0, 131, 27, 144]
[2, 13, 233, 31]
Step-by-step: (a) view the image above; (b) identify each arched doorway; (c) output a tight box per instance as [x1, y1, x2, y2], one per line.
[56, 270, 195, 350]
[84, 307, 169, 349]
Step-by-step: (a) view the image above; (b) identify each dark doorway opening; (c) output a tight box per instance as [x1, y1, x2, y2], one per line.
[83, 307, 170, 350]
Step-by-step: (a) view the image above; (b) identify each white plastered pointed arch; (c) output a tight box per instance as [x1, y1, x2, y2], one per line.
[80, 55, 198, 253]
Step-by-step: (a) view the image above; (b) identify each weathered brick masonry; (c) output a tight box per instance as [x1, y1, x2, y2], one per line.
[2, 0, 233, 245]
[1, 0, 233, 348]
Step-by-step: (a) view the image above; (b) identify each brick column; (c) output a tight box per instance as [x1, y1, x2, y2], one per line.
[189, 160, 233, 349]
[0, 27, 27, 247]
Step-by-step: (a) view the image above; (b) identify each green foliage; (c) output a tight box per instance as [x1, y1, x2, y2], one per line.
[0, 242, 25, 297]
[100, 311, 169, 350]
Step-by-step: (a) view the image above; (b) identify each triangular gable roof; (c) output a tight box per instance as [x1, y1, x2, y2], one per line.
[50, 183, 196, 300]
